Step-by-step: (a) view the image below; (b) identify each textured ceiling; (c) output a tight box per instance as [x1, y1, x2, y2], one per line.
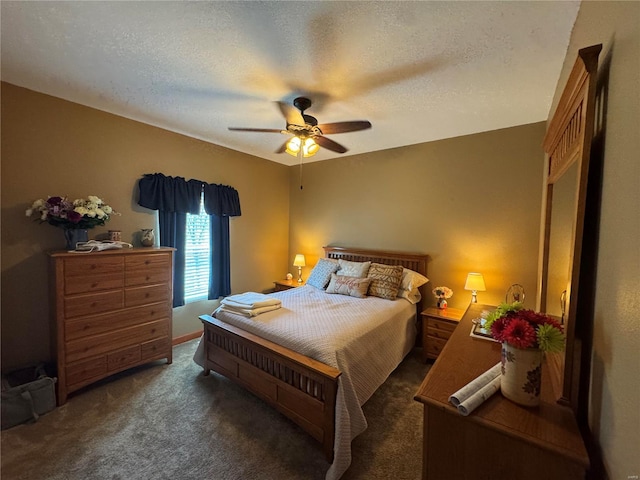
[1, 1, 580, 166]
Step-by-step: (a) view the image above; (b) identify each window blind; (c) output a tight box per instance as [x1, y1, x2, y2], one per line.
[184, 199, 210, 304]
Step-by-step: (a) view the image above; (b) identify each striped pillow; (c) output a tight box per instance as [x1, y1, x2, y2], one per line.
[367, 263, 404, 300]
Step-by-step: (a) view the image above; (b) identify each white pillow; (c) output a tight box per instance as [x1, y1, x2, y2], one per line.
[399, 287, 422, 305]
[337, 259, 371, 278]
[399, 268, 429, 293]
[397, 268, 429, 304]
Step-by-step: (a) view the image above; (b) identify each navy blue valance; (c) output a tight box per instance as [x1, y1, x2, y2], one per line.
[138, 173, 241, 216]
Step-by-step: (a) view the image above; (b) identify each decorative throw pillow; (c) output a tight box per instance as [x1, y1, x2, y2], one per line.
[306, 258, 339, 290]
[367, 263, 404, 300]
[337, 259, 371, 278]
[325, 273, 371, 298]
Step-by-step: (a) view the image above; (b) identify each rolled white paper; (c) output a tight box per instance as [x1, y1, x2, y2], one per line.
[457, 376, 501, 416]
[449, 363, 501, 415]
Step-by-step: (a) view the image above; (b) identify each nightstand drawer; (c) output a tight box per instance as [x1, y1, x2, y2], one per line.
[421, 307, 465, 362]
[426, 326, 454, 341]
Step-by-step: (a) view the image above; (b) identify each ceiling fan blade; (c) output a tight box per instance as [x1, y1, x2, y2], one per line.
[275, 140, 288, 154]
[228, 127, 283, 133]
[276, 101, 305, 126]
[315, 136, 348, 154]
[317, 121, 372, 134]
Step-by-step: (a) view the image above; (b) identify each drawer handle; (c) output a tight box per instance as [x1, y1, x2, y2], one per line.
[146, 276, 151, 281]
[91, 282, 98, 288]
[90, 264, 97, 270]
[145, 293, 150, 298]
[91, 302, 97, 307]
[145, 260, 151, 265]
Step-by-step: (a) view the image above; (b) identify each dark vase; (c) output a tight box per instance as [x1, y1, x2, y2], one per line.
[64, 229, 89, 250]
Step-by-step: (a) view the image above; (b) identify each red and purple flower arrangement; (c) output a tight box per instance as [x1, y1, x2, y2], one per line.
[483, 302, 565, 353]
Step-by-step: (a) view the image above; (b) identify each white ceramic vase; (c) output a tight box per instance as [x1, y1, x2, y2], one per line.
[500, 342, 543, 407]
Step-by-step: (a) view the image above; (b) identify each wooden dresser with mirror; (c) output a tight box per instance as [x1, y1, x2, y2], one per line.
[414, 44, 602, 479]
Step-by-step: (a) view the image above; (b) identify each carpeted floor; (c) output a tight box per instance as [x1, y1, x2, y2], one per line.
[1, 339, 430, 480]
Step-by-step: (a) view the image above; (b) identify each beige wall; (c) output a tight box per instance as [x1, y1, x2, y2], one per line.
[548, 2, 640, 478]
[1, 83, 290, 370]
[287, 122, 546, 311]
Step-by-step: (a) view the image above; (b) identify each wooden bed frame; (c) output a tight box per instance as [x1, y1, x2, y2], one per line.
[198, 246, 429, 462]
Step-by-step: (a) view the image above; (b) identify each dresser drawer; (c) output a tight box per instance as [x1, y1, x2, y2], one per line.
[425, 336, 448, 358]
[65, 272, 124, 295]
[65, 319, 169, 363]
[125, 252, 171, 286]
[65, 303, 172, 341]
[125, 284, 171, 307]
[141, 337, 170, 361]
[108, 345, 141, 372]
[427, 317, 458, 334]
[66, 356, 107, 387]
[64, 290, 124, 319]
[64, 256, 124, 277]
[125, 267, 171, 287]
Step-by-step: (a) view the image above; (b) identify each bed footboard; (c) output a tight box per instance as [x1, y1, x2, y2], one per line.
[199, 314, 341, 462]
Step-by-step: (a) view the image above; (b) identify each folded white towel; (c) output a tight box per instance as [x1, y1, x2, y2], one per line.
[221, 298, 282, 310]
[221, 292, 281, 309]
[216, 303, 282, 317]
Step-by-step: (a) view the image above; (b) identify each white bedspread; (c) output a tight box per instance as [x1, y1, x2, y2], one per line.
[193, 285, 417, 480]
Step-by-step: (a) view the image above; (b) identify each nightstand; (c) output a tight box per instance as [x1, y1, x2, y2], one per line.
[421, 306, 465, 362]
[273, 279, 305, 292]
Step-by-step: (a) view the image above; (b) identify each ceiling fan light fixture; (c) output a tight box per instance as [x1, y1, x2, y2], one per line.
[285, 136, 318, 158]
[303, 137, 319, 157]
[285, 136, 301, 156]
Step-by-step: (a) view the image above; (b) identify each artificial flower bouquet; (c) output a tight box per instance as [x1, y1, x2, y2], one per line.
[432, 286, 453, 299]
[483, 302, 565, 353]
[26, 195, 118, 230]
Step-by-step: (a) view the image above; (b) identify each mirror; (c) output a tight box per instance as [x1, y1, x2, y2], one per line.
[545, 161, 578, 321]
[540, 44, 601, 411]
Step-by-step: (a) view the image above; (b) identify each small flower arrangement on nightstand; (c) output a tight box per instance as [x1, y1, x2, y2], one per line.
[432, 286, 453, 309]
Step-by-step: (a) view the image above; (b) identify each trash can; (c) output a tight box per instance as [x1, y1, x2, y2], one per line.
[1, 363, 57, 430]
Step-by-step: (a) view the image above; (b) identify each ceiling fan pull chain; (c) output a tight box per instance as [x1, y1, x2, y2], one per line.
[299, 148, 303, 190]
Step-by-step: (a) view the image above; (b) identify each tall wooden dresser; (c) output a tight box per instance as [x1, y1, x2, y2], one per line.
[49, 247, 174, 405]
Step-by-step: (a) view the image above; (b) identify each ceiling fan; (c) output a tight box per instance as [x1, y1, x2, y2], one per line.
[228, 97, 372, 157]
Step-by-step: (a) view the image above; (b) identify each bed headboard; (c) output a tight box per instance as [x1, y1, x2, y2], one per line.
[323, 246, 430, 314]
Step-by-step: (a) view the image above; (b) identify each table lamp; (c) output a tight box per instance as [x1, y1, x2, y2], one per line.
[464, 272, 486, 303]
[293, 254, 306, 283]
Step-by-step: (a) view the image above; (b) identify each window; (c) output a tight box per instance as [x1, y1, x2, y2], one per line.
[184, 195, 210, 303]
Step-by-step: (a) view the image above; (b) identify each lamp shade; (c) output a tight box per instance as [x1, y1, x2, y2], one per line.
[464, 273, 486, 292]
[293, 254, 306, 267]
